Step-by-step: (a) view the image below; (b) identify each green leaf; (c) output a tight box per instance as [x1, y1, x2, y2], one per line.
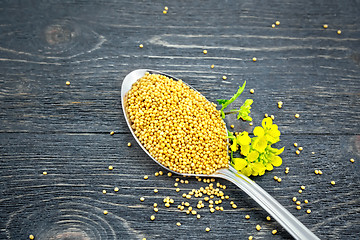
[216, 99, 228, 105]
[236, 99, 253, 121]
[220, 81, 247, 111]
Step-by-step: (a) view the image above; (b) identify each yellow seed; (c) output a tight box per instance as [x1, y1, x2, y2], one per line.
[294, 143, 298, 147]
[230, 125, 234, 129]
[153, 203, 158, 207]
[301, 185, 305, 190]
[159, 171, 163, 175]
[185, 202, 190, 207]
[108, 166, 113, 170]
[222, 75, 227, 80]
[42, 171, 47, 175]
[167, 172, 172, 177]
[174, 183, 178, 187]
[102, 190, 106, 194]
[319, 170, 323, 175]
[264, 113, 269, 118]
[298, 147, 303, 151]
[176, 178, 180, 182]
[154, 208, 158, 212]
[170, 199, 174, 204]
[29, 235, 35, 240]
[274, 176, 278, 180]
[304, 199, 309, 204]
[270, 115, 275, 120]
[277, 178, 282, 183]
[295, 113, 300, 118]
[296, 206, 301, 210]
[103, 210, 108, 215]
[186, 210, 190, 214]
[232, 204, 237, 209]
[331, 181, 335, 185]
[144, 175, 148, 180]
[176, 188, 180, 192]
[165, 202, 170, 207]
[296, 201, 301, 205]
[250, 89, 255, 94]
[110, 131, 115, 135]
[256, 225, 261, 231]
[163, 10, 167, 14]
[275, 20, 280, 25]
[211, 64, 215, 69]
[176, 222, 181, 226]
[140, 197, 145, 202]
[350, 158, 355, 163]
[298, 190, 303, 193]
[312, 152, 315, 154]
[139, 44, 143, 48]
[191, 210, 197, 215]
[337, 30, 341, 35]
[323, 24, 328, 29]
[314, 170, 319, 174]
[296, 150, 300, 155]
[252, 57, 257, 62]
[266, 216, 271, 221]
[197, 214, 201, 219]
[272, 24, 275, 28]
[249, 122, 253, 126]
[114, 187, 119, 192]
[225, 195, 229, 199]
[245, 215, 250, 219]
[210, 208, 215, 213]
[285, 167, 289, 171]
[66, 81, 70, 85]
[206, 227, 211, 232]
[203, 50, 208, 54]
[164, 6, 168, 10]
[306, 209, 311, 214]
[150, 215, 155, 220]
[185, 180, 189, 184]
[272, 229, 278, 235]
[154, 189, 158, 193]
[292, 197, 297, 202]
[155, 172, 159, 176]
[249, 236, 253, 240]
[142, 238, 146, 240]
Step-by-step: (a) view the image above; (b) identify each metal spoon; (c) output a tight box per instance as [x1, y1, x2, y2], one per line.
[121, 69, 320, 240]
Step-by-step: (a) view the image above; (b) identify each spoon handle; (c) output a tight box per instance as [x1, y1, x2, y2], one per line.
[215, 167, 320, 240]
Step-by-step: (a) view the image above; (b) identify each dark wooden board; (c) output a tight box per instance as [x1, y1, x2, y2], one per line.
[0, 0, 359, 239]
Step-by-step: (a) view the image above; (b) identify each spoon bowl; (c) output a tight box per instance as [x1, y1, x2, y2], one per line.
[121, 69, 320, 240]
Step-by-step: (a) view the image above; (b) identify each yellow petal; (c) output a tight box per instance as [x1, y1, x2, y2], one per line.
[254, 137, 267, 153]
[276, 147, 284, 155]
[253, 126, 264, 137]
[233, 158, 247, 170]
[230, 139, 238, 152]
[247, 151, 259, 162]
[240, 144, 250, 156]
[241, 165, 252, 176]
[262, 117, 273, 129]
[237, 131, 251, 145]
[272, 156, 282, 167]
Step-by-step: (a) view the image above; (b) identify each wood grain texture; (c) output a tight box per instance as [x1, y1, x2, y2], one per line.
[0, 0, 359, 239]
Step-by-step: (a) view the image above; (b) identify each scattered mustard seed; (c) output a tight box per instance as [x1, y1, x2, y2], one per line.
[103, 210, 108, 215]
[296, 201, 301, 205]
[337, 30, 341, 35]
[295, 114, 300, 118]
[154, 208, 158, 212]
[249, 236, 253, 240]
[296, 206, 301, 210]
[222, 75, 227, 80]
[140, 197, 145, 202]
[266, 216, 271, 221]
[298, 190, 303, 193]
[319, 170, 323, 175]
[163, 10, 167, 14]
[274, 176, 279, 181]
[203, 50, 208, 54]
[314, 170, 319, 174]
[108, 166, 113, 170]
[144, 175, 148, 180]
[292, 197, 297, 202]
[175, 178, 180, 182]
[197, 214, 201, 219]
[249, 122, 253, 126]
[350, 158, 355, 163]
[176, 222, 181, 226]
[252, 57, 257, 62]
[230, 125, 234, 129]
[304, 199, 309, 204]
[301, 185, 306, 190]
[206, 227, 211, 232]
[296, 150, 300, 155]
[29, 235, 35, 240]
[245, 215, 250, 219]
[250, 89, 255, 94]
[277, 178, 282, 183]
[164, 6, 168, 10]
[153, 203, 158, 207]
[154, 189, 158, 193]
[298, 147, 303, 151]
[232, 204, 237, 209]
[114, 187, 119, 192]
[150, 215, 155, 220]
[272, 24, 275, 28]
[323, 24, 328, 29]
[211, 64, 215, 69]
[306, 209, 311, 214]
[331, 181, 335, 185]
[159, 171, 163, 176]
[294, 143, 298, 147]
[102, 190, 107, 194]
[264, 113, 269, 118]
[174, 183, 178, 187]
[42, 171, 48, 175]
[275, 20, 280, 25]
[256, 225, 261, 231]
[176, 188, 180, 192]
[272, 229, 278, 235]
[110, 131, 115, 135]
[167, 172, 172, 177]
[270, 115, 275, 120]
[66, 81, 70, 85]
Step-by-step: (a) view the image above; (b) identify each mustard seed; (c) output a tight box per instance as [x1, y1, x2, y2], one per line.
[108, 166, 113, 170]
[206, 227, 211, 232]
[298, 190, 303, 193]
[140, 197, 145, 202]
[222, 75, 227, 80]
[211, 64, 215, 69]
[154, 208, 158, 212]
[139, 44, 143, 48]
[103, 210, 108, 215]
[102, 190, 106, 194]
[249, 236, 253, 240]
[252, 57, 257, 62]
[256, 225, 261, 231]
[153, 203, 158, 207]
[306, 209, 311, 214]
[110, 131, 115, 135]
[295, 114, 300, 118]
[296, 206, 301, 210]
[304, 199, 309, 204]
[197, 214, 201, 219]
[301, 185, 305, 190]
[298, 147, 303, 151]
[266, 216, 271, 221]
[296, 150, 300, 155]
[331, 181, 335, 185]
[323, 24, 328, 29]
[167, 172, 172, 177]
[42, 171, 47, 175]
[292, 197, 297, 202]
[144, 175, 149, 180]
[245, 215, 250, 219]
[66, 81, 70, 85]
[159, 171, 163, 175]
[163, 10, 167, 14]
[203, 50, 208, 54]
[250, 89, 255, 94]
[150, 215, 155, 220]
[272, 229, 278, 235]
[176, 222, 181, 226]
[114, 187, 119, 192]
[164, 6, 168, 10]
[350, 158, 355, 163]
[29, 235, 35, 240]
[272, 24, 275, 28]
[337, 30, 341, 35]
[294, 143, 298, 147]
[275, 20, 280, 25]
[154, 189, 158, 193]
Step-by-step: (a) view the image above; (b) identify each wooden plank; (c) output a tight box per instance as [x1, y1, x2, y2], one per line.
[0, 133, 359, 239]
